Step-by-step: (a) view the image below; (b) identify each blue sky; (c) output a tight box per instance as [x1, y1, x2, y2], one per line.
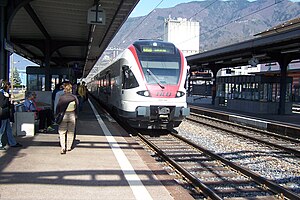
[129, 0, 192, 17]
[129, 0, 300, 17]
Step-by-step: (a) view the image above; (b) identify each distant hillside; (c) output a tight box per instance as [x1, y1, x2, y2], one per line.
[109, 0, 300, 52]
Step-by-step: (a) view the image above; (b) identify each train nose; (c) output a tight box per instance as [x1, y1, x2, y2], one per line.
[158, 107, 170, 121]
[159, 107, 170, 115]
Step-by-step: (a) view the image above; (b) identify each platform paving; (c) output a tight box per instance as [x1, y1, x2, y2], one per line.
[189, 101, 300, 127]
[0, 100, 193, 200]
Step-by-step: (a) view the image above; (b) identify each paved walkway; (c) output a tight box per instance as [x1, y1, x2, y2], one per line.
[189, 101, 300, 128]
[0, 100, 192, 200]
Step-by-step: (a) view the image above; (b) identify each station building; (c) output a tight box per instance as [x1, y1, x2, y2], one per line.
[164, 17, 200, 57]
[188, 17, 300, 108]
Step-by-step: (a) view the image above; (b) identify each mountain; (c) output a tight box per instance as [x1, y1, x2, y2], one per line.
[109, 0, 300, 52]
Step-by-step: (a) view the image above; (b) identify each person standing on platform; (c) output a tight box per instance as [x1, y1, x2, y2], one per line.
[72, 82, 78, 96]
[0, 80, 22, 150]
[56, 83, 78, 154]
[54, 82, 66, 114]
[77, 81, 87, 111]
[52, 83, 62, 109]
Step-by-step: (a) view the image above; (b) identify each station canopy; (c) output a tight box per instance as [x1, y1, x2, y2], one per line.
[9, 0, 139, 78]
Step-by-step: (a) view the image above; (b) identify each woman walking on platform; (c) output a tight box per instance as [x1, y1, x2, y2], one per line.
[56, 83, 78, 154]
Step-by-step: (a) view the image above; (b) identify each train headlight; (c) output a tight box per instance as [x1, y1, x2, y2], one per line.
[176, 91, 185, 98]
[137, 90, 150, 97]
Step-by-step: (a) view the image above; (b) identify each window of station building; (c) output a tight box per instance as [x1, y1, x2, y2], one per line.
[293, 84, 300, 102]
[241, 83, 247, 100]
[259, 83, 273, 102]
[51, 75, 60, 90]
[259, 84, 267, 102]
[224, 83, 229, 99]
[240, 83, 255, 101]
[272, 83, 279, 102]
[252, 83, 259, 101]
[286, 83, 292, 102]
[27, 74, 45, 91]
[216, 83, 225, 97]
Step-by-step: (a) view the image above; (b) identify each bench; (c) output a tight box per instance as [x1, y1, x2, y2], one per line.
[13, 103, 36, 137]
[13, 91, 53, 137]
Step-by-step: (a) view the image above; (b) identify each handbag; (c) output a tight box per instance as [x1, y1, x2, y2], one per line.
[55, 112, 64, 124]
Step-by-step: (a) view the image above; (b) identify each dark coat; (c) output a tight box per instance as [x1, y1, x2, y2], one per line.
[0, 91, 11, 120]
[56, 93, 79, 115]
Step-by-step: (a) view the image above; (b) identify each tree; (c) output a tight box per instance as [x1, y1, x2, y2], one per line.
[12, 67, 22, 86]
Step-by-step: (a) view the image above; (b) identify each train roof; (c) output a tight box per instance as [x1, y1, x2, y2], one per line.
[132, 40, 178, 54]
[92, 40, 178, 79]
[133, 40, 176, 48]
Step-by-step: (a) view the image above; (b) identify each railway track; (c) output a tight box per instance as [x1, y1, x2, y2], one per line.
[91, 96, 300, 199]
[136, 131, 300, 199]
[187, 113, 300, 157]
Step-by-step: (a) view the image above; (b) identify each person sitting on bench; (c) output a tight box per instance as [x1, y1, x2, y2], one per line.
[24, 91, 55, 133]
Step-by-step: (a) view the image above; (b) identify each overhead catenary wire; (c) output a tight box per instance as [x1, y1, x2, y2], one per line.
[122, 0, 219, 42]
[176, 0, 285, 49]
[202, 0, 293, 48]
[112, 0, 288, 59]
[115, 0, 165, 47]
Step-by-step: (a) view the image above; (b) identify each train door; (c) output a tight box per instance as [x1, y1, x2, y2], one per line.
[121, 65, 139, 108]
[105, 72, 111, 104]
[121, 65, 128, 100]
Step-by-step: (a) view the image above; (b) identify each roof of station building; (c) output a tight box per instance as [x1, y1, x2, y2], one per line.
[8, 0, 139, 78]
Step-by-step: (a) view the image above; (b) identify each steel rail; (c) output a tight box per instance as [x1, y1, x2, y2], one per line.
[171, 132, 300, 200]
[187, 114, 300, 157]
[189, 106, 300, 139]
[137, 133, 223, 200]
[190, 112, 300, 143]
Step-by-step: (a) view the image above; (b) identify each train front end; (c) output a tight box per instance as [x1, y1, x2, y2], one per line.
[122, 40, 190, 129]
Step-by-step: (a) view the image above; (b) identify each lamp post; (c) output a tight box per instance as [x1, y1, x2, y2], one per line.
[10, 53, 15, 100]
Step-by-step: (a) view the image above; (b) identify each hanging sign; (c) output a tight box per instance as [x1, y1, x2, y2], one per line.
[87, 5, 106, 25]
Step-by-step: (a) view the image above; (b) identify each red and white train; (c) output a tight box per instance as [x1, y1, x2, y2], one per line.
[88, 40, 190, 129]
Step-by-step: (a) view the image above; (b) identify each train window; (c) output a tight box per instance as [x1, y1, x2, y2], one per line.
[107, 73, 111, 94]
[122, 65, 139, 89]
[140, 59, 180, 85]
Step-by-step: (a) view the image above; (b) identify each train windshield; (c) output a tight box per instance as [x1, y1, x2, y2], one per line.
[139, 56, 181, 85]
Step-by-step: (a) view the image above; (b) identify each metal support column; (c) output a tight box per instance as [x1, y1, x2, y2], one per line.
[44, 40, 51, 91]
[211, 70, 217, 106]
[187, 69, 192, 96]
[278, 56, 291, 115]
[0, 4, 9, 80]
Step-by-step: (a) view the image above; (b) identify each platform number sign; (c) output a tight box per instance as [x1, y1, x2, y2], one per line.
[87, 5, 106, 25]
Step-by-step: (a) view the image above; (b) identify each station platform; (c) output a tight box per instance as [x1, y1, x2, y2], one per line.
[0, 100, 193, 200]
[188, 99, 300, 139]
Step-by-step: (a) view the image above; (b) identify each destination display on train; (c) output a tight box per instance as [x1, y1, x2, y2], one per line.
[141, 46, 174, 54]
